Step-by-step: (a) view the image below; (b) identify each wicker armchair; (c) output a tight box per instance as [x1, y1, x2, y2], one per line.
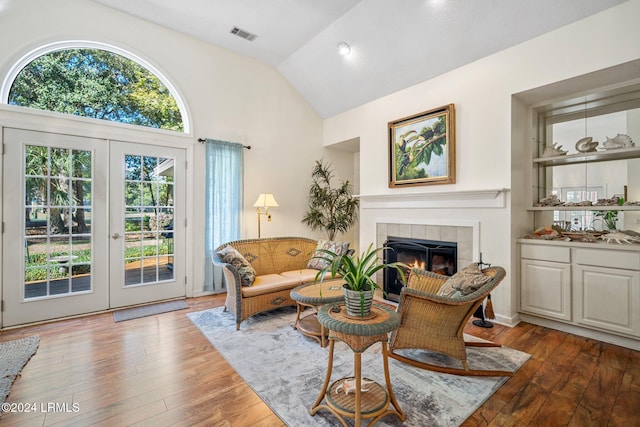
[388, 266, 512, 376]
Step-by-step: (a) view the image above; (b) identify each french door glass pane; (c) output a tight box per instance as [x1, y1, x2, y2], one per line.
[123, 154, 174, 286]
[24, 145, 93, 299]
[72, 149, 92, 178]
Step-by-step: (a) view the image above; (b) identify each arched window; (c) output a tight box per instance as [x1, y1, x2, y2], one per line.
[2, 42, 188, 132]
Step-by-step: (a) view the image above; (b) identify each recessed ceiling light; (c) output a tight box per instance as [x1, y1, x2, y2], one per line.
[337, 41, 351, 56]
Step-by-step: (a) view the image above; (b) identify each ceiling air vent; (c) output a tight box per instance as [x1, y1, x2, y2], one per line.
[230, 26, 257, 42]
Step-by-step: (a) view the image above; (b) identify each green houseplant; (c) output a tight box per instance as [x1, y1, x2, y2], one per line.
[302, 160, 359, 241]
[314, 243, 408, 317]
[593, 209, 619, 231]
[593, 197, 625, 231]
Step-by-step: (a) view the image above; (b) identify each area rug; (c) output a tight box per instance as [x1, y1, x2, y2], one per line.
[0, 335, 39, 406]
[188, 307, 530, 426]
[113, 300, 189, 322]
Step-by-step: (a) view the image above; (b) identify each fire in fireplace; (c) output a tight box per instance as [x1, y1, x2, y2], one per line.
[383, 236, 457, 302]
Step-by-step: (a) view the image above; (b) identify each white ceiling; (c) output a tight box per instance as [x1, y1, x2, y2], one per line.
[91, 0, 628, 118]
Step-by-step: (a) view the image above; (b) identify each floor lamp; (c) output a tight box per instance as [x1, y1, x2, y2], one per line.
[253, 193, 279, 238]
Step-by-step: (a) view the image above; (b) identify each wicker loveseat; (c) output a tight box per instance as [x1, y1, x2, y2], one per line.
[213, 237, 344, 330]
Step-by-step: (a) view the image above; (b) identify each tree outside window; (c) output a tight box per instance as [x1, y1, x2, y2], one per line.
[9, 48, 183, 131]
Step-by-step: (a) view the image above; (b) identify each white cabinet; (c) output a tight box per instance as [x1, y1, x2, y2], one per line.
[520, 245, 571, 321]
[573, 248, 640, 336]
[521, 260, 571, 321]
[573, 265, 640, 336]
[518, 241, 640, 343]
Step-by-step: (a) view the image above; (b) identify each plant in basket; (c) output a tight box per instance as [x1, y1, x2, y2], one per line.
[314, 243, 408, 317]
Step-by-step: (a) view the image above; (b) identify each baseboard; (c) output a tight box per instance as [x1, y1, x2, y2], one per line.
[520, 313, 640, 351]
[191, 289, 225, 298]
[492, 312, 521, 327]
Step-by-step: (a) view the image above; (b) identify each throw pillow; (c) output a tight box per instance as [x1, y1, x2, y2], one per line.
[216, 245, 256, 287]
[437, 263, 491, 298]
[307, 240, 350, 270]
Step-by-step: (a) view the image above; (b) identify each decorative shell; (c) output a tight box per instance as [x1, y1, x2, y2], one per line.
[594, 196, 622, 206]
[599, 231, 640, 244]
[335, 378, 375, 395]
[575, 137, 599, 153]
[562, 231, 600, 242]
[541, 142, 568, 157]
[532, 225, 560, 240]
[602, 134, 634, 150]
[535, 194, 563, 206]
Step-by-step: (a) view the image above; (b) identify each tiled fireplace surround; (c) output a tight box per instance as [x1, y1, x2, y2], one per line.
[374, 221, 477, 288]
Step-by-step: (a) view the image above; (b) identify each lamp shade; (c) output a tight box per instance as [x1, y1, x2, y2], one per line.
[253, 193, 279, 208]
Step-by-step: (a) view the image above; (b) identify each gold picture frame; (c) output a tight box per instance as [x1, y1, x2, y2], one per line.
[388, 104, 455, 187]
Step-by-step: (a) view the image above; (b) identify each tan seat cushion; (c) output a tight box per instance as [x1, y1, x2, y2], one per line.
[280, 268, 323, 284]
[241, 274, 301, 298]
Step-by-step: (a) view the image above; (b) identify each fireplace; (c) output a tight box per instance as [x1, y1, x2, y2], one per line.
[383, 236, 457, 302]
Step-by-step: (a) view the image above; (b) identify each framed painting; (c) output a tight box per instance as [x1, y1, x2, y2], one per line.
[388, 104, 455, 187]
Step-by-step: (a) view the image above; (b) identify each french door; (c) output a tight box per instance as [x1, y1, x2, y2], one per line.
[109, 141, 185, 308]
[2, 129, 185, 326]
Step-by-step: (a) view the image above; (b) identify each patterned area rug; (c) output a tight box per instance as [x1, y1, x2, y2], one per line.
[113, 300, 189, 322]
[188, 307, 530, 426]
[0, 336, 39, 406]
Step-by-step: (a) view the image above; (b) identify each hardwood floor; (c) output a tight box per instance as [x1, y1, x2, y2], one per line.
[0, 295, 638, 426]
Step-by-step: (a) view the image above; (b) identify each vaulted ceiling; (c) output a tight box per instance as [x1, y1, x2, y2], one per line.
[91, 0, 628, 118]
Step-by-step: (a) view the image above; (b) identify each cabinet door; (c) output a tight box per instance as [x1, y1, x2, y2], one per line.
[520, 259, 571, 321]
[574, 265, 640, 337]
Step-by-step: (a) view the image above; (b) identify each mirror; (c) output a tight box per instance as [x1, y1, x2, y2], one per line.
[535, 97, 640, 232]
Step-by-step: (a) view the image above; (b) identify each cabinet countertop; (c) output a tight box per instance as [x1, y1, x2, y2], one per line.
[517, 238, 640, 252]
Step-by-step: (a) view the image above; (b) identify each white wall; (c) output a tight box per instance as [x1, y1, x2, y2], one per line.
[323, 0, 640, 324]
[0, 0, 343, 296]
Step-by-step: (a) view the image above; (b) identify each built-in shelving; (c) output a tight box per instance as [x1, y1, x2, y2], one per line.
[519, 69, 640, 351]
[533, 146, 640, 166]
[529, 205, 640, 211]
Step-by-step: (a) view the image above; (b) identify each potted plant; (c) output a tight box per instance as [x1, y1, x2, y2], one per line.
[314, 244, 408, 317]
[593, 196, 624, 232]
[302, 160, 359, 240]
[593, 209, 619, 231]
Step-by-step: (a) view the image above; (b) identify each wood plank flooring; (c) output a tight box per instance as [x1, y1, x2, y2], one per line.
[0, 294, 638, 426]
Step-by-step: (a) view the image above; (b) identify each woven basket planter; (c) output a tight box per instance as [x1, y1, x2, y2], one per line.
[343, 285, 374, 317]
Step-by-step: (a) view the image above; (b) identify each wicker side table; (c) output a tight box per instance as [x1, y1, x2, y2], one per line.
[310, 303, 405, 426]
[290, 281, 344, 347]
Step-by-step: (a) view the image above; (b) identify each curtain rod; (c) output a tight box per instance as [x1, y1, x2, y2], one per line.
[197, 138, 251, 149]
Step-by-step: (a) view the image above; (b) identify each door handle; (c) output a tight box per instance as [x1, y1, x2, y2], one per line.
[111, 233, 122, 239]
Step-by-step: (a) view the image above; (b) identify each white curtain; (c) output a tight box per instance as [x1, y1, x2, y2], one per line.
[204, 139, 244, 291]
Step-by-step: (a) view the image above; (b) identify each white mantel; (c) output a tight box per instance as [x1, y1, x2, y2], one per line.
[357, 188, 509, 209]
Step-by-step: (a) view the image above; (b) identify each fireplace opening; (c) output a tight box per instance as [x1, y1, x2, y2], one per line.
[383, 236, 457, 302]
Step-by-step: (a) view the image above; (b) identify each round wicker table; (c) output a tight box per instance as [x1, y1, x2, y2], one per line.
[290, 281, 344, 347]
[310, 303, 405, 426]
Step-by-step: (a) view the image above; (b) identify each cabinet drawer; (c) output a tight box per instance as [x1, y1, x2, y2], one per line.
[575, 248, 640, 270]
[521, 244, 570, 263]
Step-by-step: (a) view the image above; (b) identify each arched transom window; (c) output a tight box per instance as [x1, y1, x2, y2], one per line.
[4, 43, 187, 132]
